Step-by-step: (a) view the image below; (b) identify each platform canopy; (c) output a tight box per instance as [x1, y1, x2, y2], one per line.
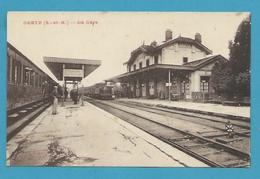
[43, 56, 101, 82]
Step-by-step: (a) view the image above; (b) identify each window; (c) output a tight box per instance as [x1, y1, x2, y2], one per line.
[200, 76, 210, 92]
[36, 73, 39, 87]
[39, 75, 42, 87]
[24, 66, 33, 86]
[23, 66, 27, 85]
[14, 65, 18, 84]
[146, 59, 150, 67]
[133, 64, 136, 71]
[154, 55, 158, 64]
[139, 62, 142, 69]
[31, 71, 35, 86]
[181, 81, 190, 94]
[183, 57, 188, 64]
[11, 59, 22, 84]
[16, 61, 22, 84]
[25, 70, 30, 85]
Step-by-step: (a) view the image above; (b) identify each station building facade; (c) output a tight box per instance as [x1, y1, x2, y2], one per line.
[112, 30, 227, 101]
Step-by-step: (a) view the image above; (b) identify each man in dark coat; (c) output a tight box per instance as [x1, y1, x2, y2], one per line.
[64, 88, 68, 101]
[70, 88, 78, 104]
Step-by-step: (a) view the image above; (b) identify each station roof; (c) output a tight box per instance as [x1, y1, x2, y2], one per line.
[106, 64, 194, 82]
[107, 55, 227, 82]
[43, 56, 101, 81]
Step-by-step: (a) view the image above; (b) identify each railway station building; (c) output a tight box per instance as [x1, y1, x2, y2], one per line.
[110, 30, 227, 101]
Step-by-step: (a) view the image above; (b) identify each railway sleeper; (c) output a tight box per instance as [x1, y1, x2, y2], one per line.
[190, 143, 218, 155]
[201, 149, 224, 157]
[197, 130, 219, 134]
[167, 136, 191, 142]
[216, 137, 244, 144]
[8, 113, 19, 118]
[32, 104, 41, 108]
[7, 114, 21, 126]
[184, 142, 210, 149]
[18, 110, 27, 113]
[171, 138, 194, 145]
[204, 132, 247, 139]
[236, 131, 250, 137]
[206, 152, 242, 165]
[233, 162, 250, 168]
[222, 159, 249, 167]
[203, 133, 228, 138]
[14, 110, 29, 120]
[25, 107, 33, 110]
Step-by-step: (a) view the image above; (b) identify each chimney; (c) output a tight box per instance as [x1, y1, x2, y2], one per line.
[195, 33, 202, 43]
[165, 29, 173, 41]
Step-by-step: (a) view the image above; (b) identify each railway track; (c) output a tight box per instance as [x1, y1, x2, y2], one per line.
[7, 98, 51, 141]
[111, 100, 250, 136]
[116, 100, 249, 128]
[87, 98, 250, 167]
[107, 100, 250, 153]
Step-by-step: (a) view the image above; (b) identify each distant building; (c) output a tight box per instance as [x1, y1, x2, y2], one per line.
[109, 29, 227, 101]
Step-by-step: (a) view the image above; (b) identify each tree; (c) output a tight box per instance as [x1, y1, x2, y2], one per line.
[211, 60, 234, 98]
[229, 16, 251, 97]
[229, 17, 251, 74]
[211, 16, 250, 99]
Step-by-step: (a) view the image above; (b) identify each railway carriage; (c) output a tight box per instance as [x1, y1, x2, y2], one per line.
[7, 42, 57, 110]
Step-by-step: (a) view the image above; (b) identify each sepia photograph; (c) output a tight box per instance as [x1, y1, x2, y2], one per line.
[6, 12, 250, 167]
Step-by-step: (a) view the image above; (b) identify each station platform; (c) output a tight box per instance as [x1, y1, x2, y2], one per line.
[117, 98, 250, 118]
[6, 100, 207, 167]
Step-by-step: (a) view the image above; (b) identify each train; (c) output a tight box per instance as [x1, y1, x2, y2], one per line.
[7, 42, 57, 111]
[80, 82, 116, 100]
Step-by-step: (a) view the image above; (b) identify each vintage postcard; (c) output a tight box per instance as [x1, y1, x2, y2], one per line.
[6, 12, 250, 168]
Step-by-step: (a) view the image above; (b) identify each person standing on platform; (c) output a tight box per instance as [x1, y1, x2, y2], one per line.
[64, 88, 68, 101]
[72, 88, 78, 104]
[51, 86, 59, 115]
[70, 84, 79, 104]
[57, 85, 63, 103]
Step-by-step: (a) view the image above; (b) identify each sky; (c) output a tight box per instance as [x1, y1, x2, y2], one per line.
[7, 12, 249, 86]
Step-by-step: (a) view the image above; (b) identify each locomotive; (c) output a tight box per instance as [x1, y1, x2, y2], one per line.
[7, 42, 57, 110]
[81, 82, 115, 100]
